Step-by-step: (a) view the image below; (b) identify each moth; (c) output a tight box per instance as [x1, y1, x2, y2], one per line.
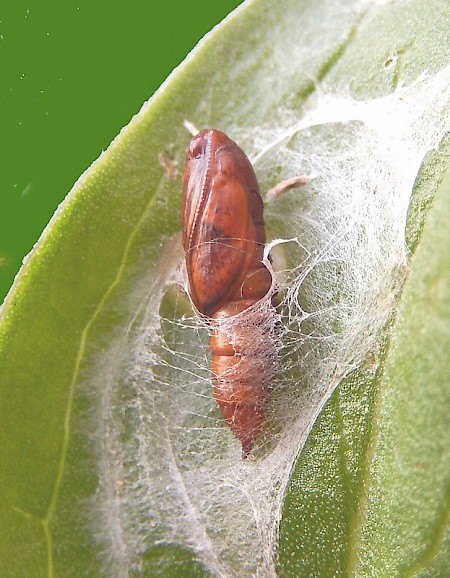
[182, 128, 278, 457]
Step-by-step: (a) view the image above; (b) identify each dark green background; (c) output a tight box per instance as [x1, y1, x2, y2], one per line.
[0, 1, 243, 302]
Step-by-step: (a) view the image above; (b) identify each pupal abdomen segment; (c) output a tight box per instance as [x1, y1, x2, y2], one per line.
[182, 129, 277, 457]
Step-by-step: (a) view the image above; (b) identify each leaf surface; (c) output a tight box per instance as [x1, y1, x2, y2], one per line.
[1, 0, 449, 576]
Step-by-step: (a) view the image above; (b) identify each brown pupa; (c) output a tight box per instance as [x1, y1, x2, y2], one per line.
[182, 129, 278, 457]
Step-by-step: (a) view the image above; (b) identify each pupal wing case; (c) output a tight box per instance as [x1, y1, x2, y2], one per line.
[182, 129, 267, 318]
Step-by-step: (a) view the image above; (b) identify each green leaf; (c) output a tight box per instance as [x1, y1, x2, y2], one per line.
[280, 164, 450, 577]
[1, 0, 449, 577]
